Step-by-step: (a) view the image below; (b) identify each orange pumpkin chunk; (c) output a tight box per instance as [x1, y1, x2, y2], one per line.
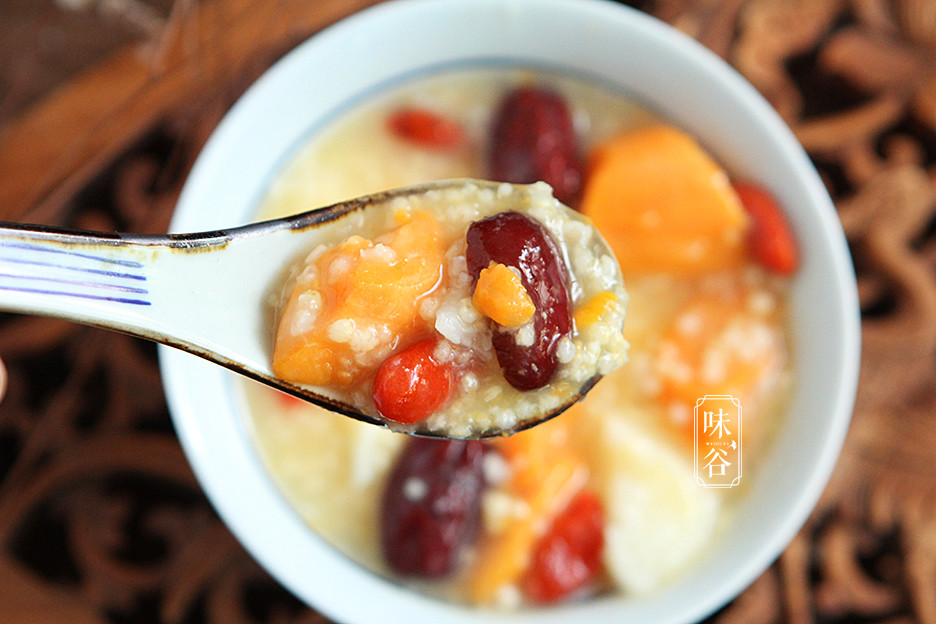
[272, 211, 447, 387]
[656, 290, 785, 447]
[581, 124, 748, 274]
[574, 291, 619, 330]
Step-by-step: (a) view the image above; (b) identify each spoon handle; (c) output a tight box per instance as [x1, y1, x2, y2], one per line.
[0, 223, 251, 360]
[0, 220, 324, 393]
[0, 225, 168, 328]
[0, 220, 384, 426]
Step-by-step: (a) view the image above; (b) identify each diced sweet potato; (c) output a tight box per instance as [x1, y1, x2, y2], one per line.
[574, 291, 619, 330]
[472, 262, 536, 327]
[581, 125, 748, 274]
[272, 211, 448, 387]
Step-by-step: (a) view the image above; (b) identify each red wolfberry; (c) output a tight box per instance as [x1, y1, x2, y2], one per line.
[275, 390, 305, 409]
[522, 489, 605, 604]
[373, 338, 454, 424]
[387, 107, 464, 149]
[733, 181, 799, 275]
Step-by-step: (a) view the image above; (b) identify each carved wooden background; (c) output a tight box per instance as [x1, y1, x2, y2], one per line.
[1, 1, 935, 622]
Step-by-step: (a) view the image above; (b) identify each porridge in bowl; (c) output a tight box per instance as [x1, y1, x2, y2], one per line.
[243, 68, 795, 607]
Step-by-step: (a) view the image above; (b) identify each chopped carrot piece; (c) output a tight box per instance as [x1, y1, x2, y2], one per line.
[580, 125, 748, 274]
[472, 262, 536, 327]
[272, 212, 448, 387]
[733, 181, 798, 275]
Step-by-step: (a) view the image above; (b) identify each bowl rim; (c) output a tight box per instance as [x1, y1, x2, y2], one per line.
[160, 0, 861, 622]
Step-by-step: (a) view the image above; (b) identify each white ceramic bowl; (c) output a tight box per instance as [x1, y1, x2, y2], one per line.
[161, 0, 861, 622]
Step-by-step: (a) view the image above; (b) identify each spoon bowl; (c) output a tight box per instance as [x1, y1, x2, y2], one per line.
[0, 178, 621, 438]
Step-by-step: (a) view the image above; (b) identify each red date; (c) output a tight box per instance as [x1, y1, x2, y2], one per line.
[489, 86, 583, 206]
[466, 211, 572, 390]
[380, 438, 487, 578]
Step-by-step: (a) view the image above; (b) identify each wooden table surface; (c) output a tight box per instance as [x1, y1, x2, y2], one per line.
[1, 1, 935, 622]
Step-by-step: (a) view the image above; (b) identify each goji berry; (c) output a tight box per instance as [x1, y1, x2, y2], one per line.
[373, 338, 454, 424]
[734, 181, 798, 275]
[522, 489, 605, 603]
[387, 107, 464, 149]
